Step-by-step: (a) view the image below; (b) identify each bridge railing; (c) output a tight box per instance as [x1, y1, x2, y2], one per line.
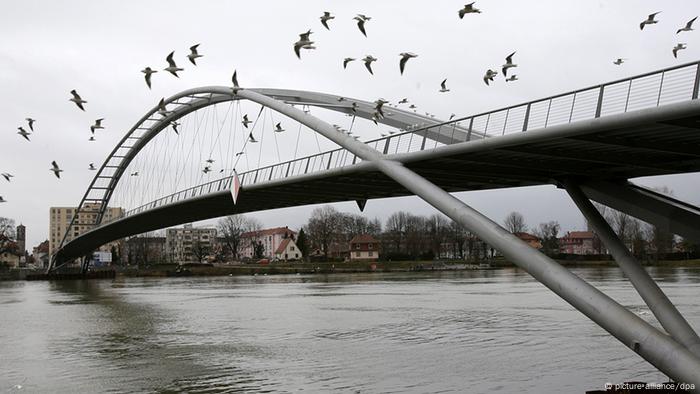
[120, 60, 700, 219]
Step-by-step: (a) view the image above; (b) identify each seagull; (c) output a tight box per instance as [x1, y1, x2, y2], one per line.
[1, 173, 13, 182]
[17, 127, 31, 141]
[320, 12, 335, 30]
[157, 98, 171, 117]
[187, 44, 203, 65]
[483, 69, 498, 85]
[502, 52, 517, 76]
[371, 112, 380, 125]
[274, 122, 285, 132]
[459, 2, 481, 18]
[439, 79, 450, 92]
[343, 57, 356, 69]
[248, 132, 258, 143]
[399, 52, 418, 75]
[449, 114, 456, 120]
[351, 102, 358, 113]
[50, 161, 63, 179]
[88, 136, 96, 141]
[141, 67, 157, 89]
[90, 118, 104, 134]
[203, 166, 211, 174]
[69, 90, 87, 111]
[130, 172, 139, 176]
[640, 12, 661, 30]
[171, 121, 180, 134]
[88, 163, 96, 171]
[231, 70, 241, 94]
[374, 98, 389, 117]
[398, 98, 409, 104]
[242, 114, 252, 128]
[363, 55, 377, 75]
[677, 16, 697, 34]
[505, 75, 518, 82]
[409, 104, 417, 109]
[235, 151, 245, 156]
[613, 58, 626, 65]
[164, 51, 184, 77]
[0, 196, 5, 203]
[206, 158, 215, 164]
[354, 15, 370, 37]
[294, 30, 314, 59]
[673, 43, 687, 58]
[25, 118, 35, 131]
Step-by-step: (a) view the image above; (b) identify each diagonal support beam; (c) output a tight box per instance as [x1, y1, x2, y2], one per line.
[566, 180, 700, 357]
[238, 88, 700, 390]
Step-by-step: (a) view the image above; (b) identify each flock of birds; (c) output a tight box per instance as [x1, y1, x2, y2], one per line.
[1, 4, 698, 205]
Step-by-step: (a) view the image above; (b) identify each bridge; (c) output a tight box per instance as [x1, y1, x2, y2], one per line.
[51, 60, 700, 389]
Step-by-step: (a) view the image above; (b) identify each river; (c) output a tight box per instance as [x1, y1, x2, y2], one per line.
[2, 267, 699, 393]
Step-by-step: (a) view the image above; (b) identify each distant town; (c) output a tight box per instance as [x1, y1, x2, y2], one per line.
[2, 201, 698, 274]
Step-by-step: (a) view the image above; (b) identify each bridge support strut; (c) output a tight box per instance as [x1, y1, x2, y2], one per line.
[566, 181, 700, 357]
[238, 89, 700, 391]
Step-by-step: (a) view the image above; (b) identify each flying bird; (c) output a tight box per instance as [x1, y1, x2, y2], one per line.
[231, 70, 240, 94]
[206, 158, 215, 164]
[677, 16, 697, 34]
[50, 161, 63, 179]
[354, 15, 370, 37]
[398, 98, 409, 104]
[399, 52, 417, 75]
[502, 52, 517, 76]
[505, 75, 518, 82]
[0, 196, 5, 203]
[343, 57, 356, 69]
[235, 151, 245, 156]
[88, 136, 96, 141]
[90, 118, 104, 134]
[17, 127, 31, 141]
[409, 104, 417, 110]
[351, 102, 358, 113]
[248, 132, 258, 143]
[673, 43, 687, 58]
[141, 67, 157, 89]
[203, 166, 211, 174]
[449, 114, 456, 120]
[294, 30, 315, 59]
[171, 121, 180, 134]
[89, 163, 96, 171]
[158, 98, 171, 117]
[640, 12, 661, 30]
[1, 173, 13, 182]
[130, 172, 139, 176]
[164, 51, 184, 77]
[242, 114, 252, 128]
[320, 12, 335, 30]
[187, 44, 203, 65]
[439, 79, 450, 92]
[613, 58, 626, 65]
[483, 69, 498, 85]
[274, 122, 285, 132]
[374, 98, 389, 118]
[363, 55, 377, 75]
[25, 118, 35, 131]
[459, 2, 481, 18]
[69, 90, 87, 111]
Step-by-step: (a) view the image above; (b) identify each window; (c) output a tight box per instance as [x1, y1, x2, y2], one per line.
[355, 251, 361, 257]
[355, 243, 360, 250]
[290, 246, 295, 251]
[368, 243, 373, 249]
[369, 251, 374, 257]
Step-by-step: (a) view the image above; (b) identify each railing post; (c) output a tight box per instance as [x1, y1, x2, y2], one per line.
[544, 99, 553, 127]
[420, 129, 428, 150]
[522, 104, 531, 132]
[467, 117, 474, 141]
[326, 151, 334, 170]
[568, 92, 577, 123]
[656, 71, 666, 106]
[502, 109, 510, 136]
[595, 85, 604, 118]
[304, 157, 310, 174]
[285, 162, 291, 177]
[383, 138, 390, 154]
[624, 79, 633, 112]
[693, 63, 700, 100]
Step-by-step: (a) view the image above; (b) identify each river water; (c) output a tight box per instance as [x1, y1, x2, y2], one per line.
[1, 267, 699, 393]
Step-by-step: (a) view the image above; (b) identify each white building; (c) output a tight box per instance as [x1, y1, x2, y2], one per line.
[274, 238, 301, 261]
[165, 224, 217, 263]
[240, 227, 296, 259]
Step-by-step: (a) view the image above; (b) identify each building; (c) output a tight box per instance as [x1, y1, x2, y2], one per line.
[514, 232, 542, 249]
[240, 227, 296, 259]
[559, 231, 598, 255]
[166, 224, 217, 263]
[16, 224, 26, 256]
[49, 204, 124, 258]
[32, 240, 50, 268]
[0, 234, 21, 269]
[274, 238, 301, 261]
[125, 236, 167, 265]
[349, 234, 379, 261]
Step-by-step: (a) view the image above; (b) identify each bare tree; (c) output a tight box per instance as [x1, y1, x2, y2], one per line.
[191, 239, 209, 263]
[534, 221, 560, 255]
[0, 217, 17, 256]
[218, 215, 250, 260]
[307, 205, 342, 258]
[503, 211, 527, 234]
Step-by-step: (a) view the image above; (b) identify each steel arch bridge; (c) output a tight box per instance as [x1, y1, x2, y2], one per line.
[51, 60, 700, 390]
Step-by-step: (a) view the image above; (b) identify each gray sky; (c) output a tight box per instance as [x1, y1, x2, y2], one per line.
[1, 0, 699, 249]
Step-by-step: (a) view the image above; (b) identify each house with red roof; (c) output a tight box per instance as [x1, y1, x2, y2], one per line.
[240, 226, 296, 259]
[559, 231, 598, 255]
[513, 232, 542, 249]
[273, 238, 301, 261]
[349, 234, 379, 261]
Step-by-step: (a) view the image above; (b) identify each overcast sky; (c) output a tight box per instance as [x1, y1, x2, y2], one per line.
[1, 0, 699, 249]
